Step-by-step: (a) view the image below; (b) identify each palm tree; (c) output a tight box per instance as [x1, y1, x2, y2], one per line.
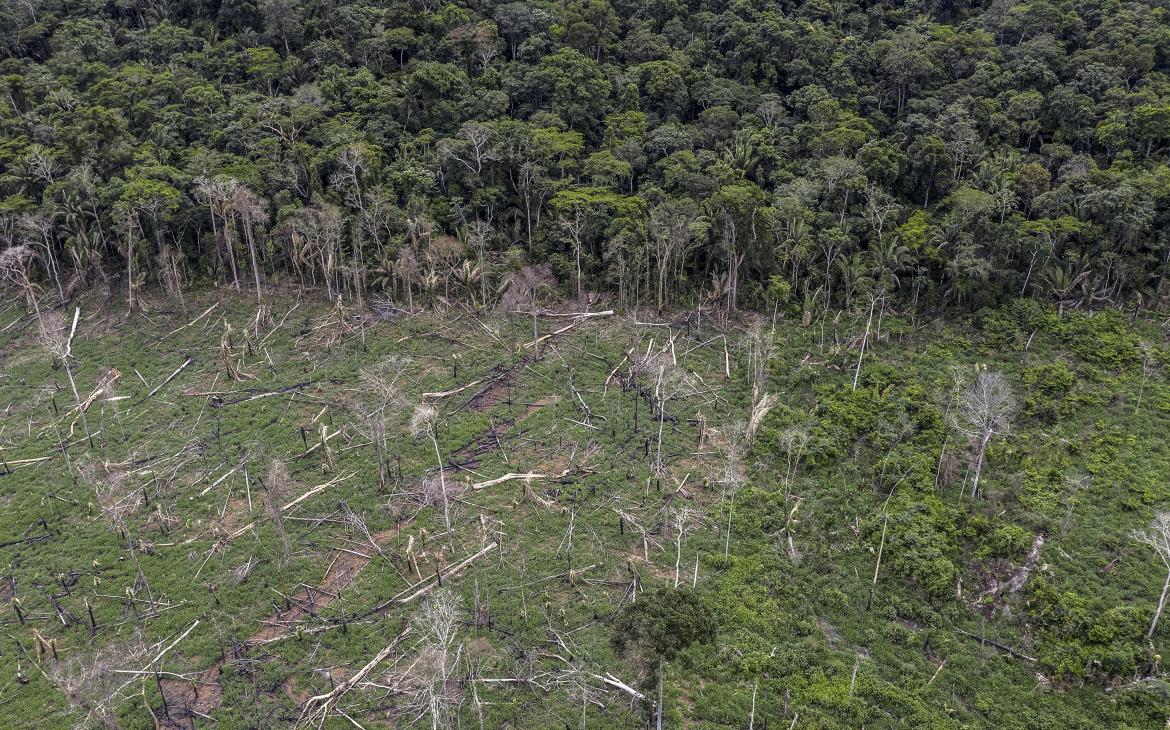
[868, 236, 911, 290]
[1043, 261, 1089, 316]
[836, 252, 866, 308]
[453, 261, 483, 307]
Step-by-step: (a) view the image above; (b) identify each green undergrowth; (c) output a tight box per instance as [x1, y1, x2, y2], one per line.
[1, 290, 1169, 728]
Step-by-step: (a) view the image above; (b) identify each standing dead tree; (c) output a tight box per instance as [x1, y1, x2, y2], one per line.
[413, 405, 453, 538]
[352, 357, 410, 489]
[951, 370, 1014, 504]
[193, 175, 243, 290]
[1133, 512, 1170, 640]
[632, 336, 697, 480]
[39, 308, 92, 446]
[0, 243, 42, 319]
[263, 459, 292, 563]
[714, 421, 747, 558]
[671, 506, 699, 588]
[407, 587, 463, 730]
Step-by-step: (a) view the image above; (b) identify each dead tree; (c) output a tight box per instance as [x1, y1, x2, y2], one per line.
[671, 506, 698, 588]
[233, 184, 269, 302]
[0, 243, 42, 319]
[264, 459, 292, 562]
[355, 358, 410, 488]
[39, 308, 92, 446]
[413, 405, 452, 537]
[1132, 512, 1170, 640]
[633, 340, 696, 479]
[648, 199, 701, 312]
[404, 588, 463, 730]
[156, 244, 187, 315]
[716, 421, 747, 558]
[194, 175, 242, 290]
[951, 369, 1014, 504]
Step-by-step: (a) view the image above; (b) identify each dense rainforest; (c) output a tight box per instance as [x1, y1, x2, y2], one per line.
[2, 0, 1170, 313]
[5, 0, 1170, 728]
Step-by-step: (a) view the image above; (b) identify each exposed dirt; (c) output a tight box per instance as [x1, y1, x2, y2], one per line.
[157, 521, 408, 726]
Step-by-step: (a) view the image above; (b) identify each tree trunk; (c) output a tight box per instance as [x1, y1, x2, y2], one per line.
[656, 655, 664, 730]
[244, 218, 264, 302]
[1148, 569, 1170, 639]
[430, 431, 452, 537]
[724, 491, 734, 558]
[969, 433, 991, 504]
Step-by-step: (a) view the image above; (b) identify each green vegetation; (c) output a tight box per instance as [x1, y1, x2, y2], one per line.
[0, 291, 1168, 728]
[2, 0, 1170, 313]
[3, 0, 1170, 726]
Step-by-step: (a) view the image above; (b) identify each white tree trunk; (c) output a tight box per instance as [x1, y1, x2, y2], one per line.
[1149, 569, 1170, 639]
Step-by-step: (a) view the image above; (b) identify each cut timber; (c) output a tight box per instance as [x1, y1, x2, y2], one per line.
[162, 300, 221, 340]
[523, 310, 613, 349]
[955, 628, 1036, 662]
[357, 542, 499, 618]
[140, 356, 194, 403]
[472, 468, 574, 491]
[227, 472, 356, 539]
[296, 623, 412, 728]
[298, 428, 342, 458]
[63, 369, 122, 418]
[64, 306, 80, 359]
[197, 465, 240, 498]
[393, 541, 498, 604]
[422, 378, 484, 400]
[4, 456, 52, 467]
[216, 380, 315, 406]
[590, 672, 647, 702]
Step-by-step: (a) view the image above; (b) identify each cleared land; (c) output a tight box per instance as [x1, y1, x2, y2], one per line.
[1, 290, 1169, 728]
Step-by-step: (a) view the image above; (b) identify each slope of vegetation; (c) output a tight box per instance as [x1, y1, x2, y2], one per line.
[1, 290, 1169, 728]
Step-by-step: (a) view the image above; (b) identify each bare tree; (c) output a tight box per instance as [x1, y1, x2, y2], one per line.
[952, 370, 1014, 504]
[264, 459, 292, 562]
[1133, 512, 1170, 640]
[403, 588, 463, 730]
[39, 308, 91, 445]
[354, 358, 410, 488]
[19, 213, 65, 302]
[0, 243, 41, 318]
[233, 185, 269, 302]
[671, 505, 698, 588]
[634, 346, 695, 480]
[194, 175, 242, 290]
[412, 405, 452, 537]
[558, 205, 588, 305]
[716, 421, 747, 558]
[156, 243, 187, 315]
[464, 219, 492, 306]
[440, 122, 497, 176]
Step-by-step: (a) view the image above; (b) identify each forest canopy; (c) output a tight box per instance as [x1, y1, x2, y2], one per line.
[2, 0, 1170, 313]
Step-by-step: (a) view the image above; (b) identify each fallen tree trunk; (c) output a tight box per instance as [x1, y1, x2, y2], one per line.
[139, 356, 194, 403]
[523, 310, 613, 349]
[355, 541, 499, 619]
[471, 468, 573, 490]
[226, 472, 356, 539]
[296, 623, 412, 728]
